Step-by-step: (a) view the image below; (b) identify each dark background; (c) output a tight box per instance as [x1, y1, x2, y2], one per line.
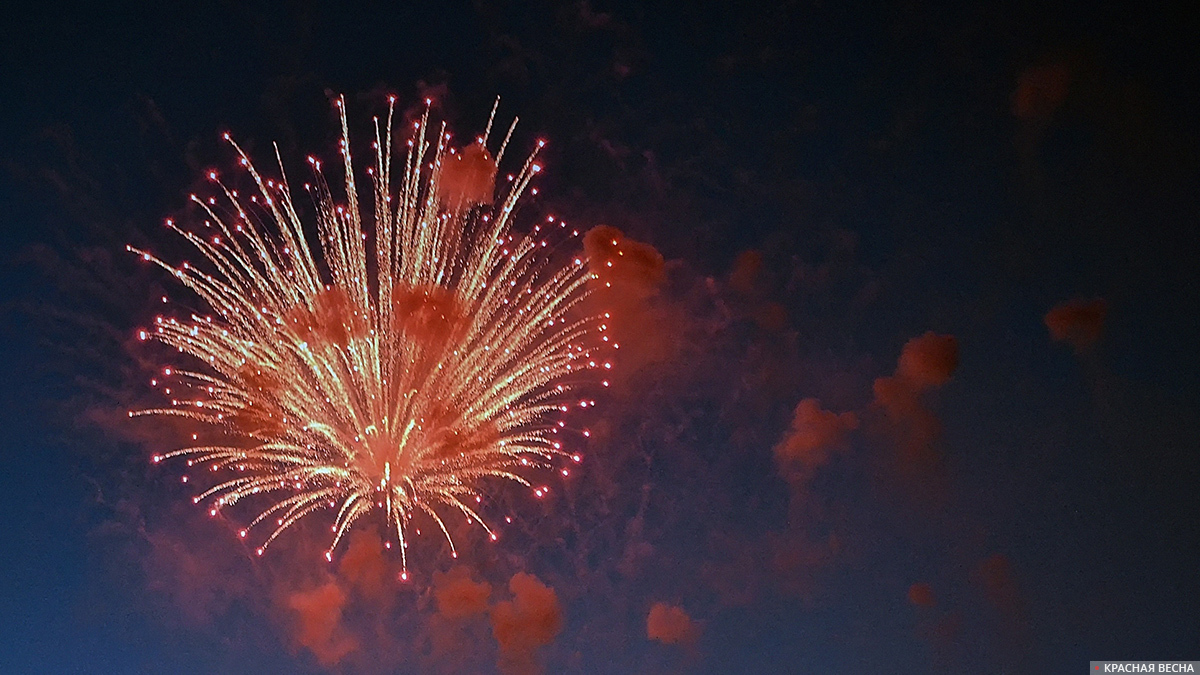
[1, 1, 1197, 672]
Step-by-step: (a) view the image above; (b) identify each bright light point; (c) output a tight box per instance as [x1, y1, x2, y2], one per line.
[134, 98, 600, 572]
[572, 454, 581, 462]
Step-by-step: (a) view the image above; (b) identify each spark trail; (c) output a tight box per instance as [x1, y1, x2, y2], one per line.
[129, 97, 608, 576]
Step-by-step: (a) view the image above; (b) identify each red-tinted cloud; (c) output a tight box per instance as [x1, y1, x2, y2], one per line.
[872, 332, 958, 466]
[287, 582, 358, 667]
[646, 602, 700, 645]
[907, 582, 937, 608]
[729, 249, 763, 296]
[974, 554, 1023, 619]
[1045, 298, 1107, 351]
[435, 566, 492, 619]
[491, 572, 563, 674]
[583, 226, 674, 381]
[774, 398, 859, 479]
[727, 249, 789, 331]
[438, 142, 497, 205]
[896, 333, 959, 389]
[338, 530, 389, 600]
[584, 225, 666, 295]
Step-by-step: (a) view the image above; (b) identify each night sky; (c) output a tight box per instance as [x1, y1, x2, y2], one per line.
[2, 1, 1198, 673]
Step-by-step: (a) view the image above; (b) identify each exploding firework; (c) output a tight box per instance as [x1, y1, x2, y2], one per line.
[129, 97, 609, 576]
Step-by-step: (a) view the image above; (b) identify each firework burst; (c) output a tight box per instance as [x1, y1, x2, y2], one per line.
[129, 97, 608, 576]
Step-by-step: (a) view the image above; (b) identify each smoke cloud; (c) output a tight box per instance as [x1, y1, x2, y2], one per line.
[582, 226, 674, 381]
[490, 572, 563, 674]
[872, 332, 959, 464]
[896, 333, 959, 389]
[1045, 298, 1107, 351]
[647, 601, 700, 645]
[437, 142, 497, 205]
[434, 566, 492, 619]
[287, 582, 358, 667]
[337, 531, 390, 601]
[774, 398, 859, 481]
[907, 582, 937, 608]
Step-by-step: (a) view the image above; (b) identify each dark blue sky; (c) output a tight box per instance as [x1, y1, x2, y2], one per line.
[1, 1, 1197, 673]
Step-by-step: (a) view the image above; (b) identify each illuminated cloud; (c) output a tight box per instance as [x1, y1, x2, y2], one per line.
[337, 531, 389, 600]
[873, 332, 959, 411]
[491, 572, 563, 674]
[434, 566, 492, 619]
[873, 373, 922, 420]
[872, 332, 958, 466]
[974, 554, 1023, 619]
[729, 249, 764, 296]
[727, 249, 788, 331]
[437, 142, 497, 205]
[774, 398, 859, 478]
[584, 225, 665, 296]
[583, 225, 674, 380]
[646, 602, 700, 644]
[1045, 298, 1107, 351]
[287, 582, 358, 666]
[907, 582, 937, 608]
[896, 332, 959, 389]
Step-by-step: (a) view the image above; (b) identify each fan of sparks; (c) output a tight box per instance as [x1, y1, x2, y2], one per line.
[128, 97, 609, 575]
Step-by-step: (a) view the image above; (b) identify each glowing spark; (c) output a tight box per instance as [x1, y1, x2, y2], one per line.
[131, 97, 604, 576]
